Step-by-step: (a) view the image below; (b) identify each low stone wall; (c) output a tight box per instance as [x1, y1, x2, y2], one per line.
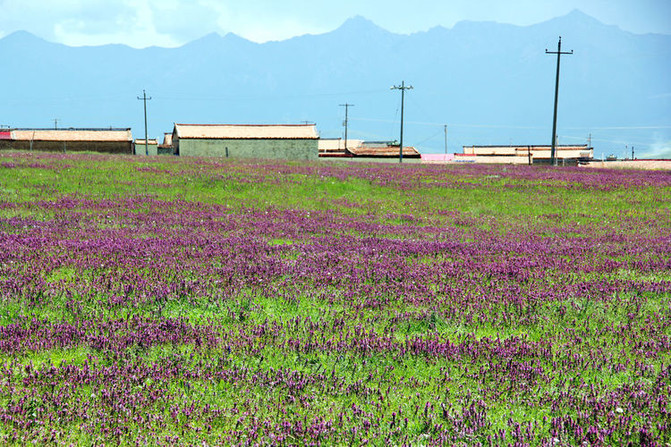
[582, 160, 671, 171]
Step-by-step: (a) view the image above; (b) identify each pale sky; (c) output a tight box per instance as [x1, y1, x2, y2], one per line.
[1, 0, 670, 47]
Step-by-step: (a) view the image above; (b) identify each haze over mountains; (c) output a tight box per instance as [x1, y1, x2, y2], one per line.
[1, 10, 669, 158]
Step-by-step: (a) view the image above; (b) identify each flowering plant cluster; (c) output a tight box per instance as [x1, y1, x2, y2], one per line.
[0, 152, 670, 445]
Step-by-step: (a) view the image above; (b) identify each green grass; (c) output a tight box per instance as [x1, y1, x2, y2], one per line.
[1, 152, 670, 445]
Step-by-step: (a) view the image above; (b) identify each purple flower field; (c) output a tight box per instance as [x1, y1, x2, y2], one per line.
[0, 152, 670, 445]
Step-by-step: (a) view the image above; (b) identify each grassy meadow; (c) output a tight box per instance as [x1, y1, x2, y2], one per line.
[0, 151, 670, 445]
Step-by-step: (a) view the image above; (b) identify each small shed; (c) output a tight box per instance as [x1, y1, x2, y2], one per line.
[318, 138, 364, 157]
[349, 142, 420, 158]
[134, 139, 159, 156]
[172, 124, 319, 160]
[158, 133, 174, 155]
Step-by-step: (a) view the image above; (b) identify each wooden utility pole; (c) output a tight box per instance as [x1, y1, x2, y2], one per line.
[391, 81, 413, 163]
[546, 37, 573, 166]
[339, 103, 354, 153]
[137, 90, 152, 156]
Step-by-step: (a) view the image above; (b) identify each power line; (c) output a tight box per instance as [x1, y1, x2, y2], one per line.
[348, 117, 663, 149]
[414, 128, 445, 146]
[546, 36, 573, 166]
[561, 134, 652, 146]
[151, 88, 388, 102]
[391, 81, 413, 163]
[565, 125, 671, 130]
[350, 117, 549, 129]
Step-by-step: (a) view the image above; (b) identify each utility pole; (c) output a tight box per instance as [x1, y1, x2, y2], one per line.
[391, 81, 413, 163]
[546, 36, 573, 166]
[444, 124, 448, 155]
[339, 103, 354, 153]
[632, 146, 635, 160]
[52, 119, 59, 130]
[137, 90, 152, 156]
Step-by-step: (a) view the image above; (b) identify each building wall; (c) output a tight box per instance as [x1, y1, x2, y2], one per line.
[583, 160, 671, 170]
[472, 147, 518, 156]
[454, 155, 530, 164]
[421, 154, 455, 164]
[177, 138, 318, 160]
[528, 149, 592, 159]
[464, 146, 592, 160]
[532, 158, 580, 166]
[320, 156, 422, 164]
[0, 140, 132, 154]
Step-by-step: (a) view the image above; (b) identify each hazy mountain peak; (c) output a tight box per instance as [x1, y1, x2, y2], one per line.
[182, 31, 248, 47]
[335, 16, 389, 34]
[545, 9, 614, 30]
[192, 32, 223, 43]
[2, 30, 50, 45]
[563, 9, 601, 22]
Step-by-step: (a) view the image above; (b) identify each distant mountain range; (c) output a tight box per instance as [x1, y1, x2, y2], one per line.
[1, 10, 670, 158]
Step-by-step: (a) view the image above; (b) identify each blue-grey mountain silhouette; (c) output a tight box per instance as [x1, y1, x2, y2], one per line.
[1, 10, 669, 157]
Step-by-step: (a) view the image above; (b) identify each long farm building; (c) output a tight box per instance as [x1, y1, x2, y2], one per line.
[0, 128, 133, 154]
[172, 124, 319, 160]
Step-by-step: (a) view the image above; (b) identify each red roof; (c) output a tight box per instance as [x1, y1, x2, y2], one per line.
[0, 131, 11, 140]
